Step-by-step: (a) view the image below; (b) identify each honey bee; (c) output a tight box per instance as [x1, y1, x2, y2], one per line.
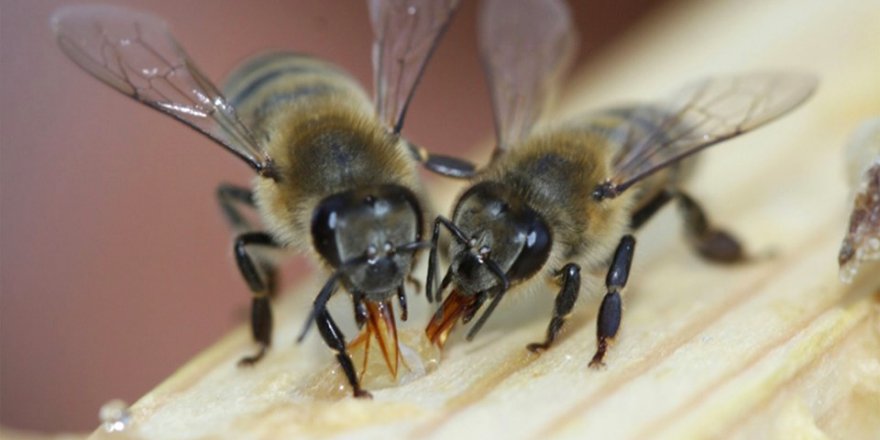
[425, 0, 817, 367]
[51, 1, 475, 398]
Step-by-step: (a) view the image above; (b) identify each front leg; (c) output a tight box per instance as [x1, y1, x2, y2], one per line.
[427, 216, 469, 302]
[407, 141, 478, 179]
[234, 232, 280, 366]
[527, 263, 581, 353]
[396, 285, 408, 322]
[589, 234, 636, 368]
[315, 308, 372, 399]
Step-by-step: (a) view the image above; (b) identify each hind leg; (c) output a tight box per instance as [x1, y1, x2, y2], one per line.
[675, 191, 745, 263]
[630, 188, 745, 263]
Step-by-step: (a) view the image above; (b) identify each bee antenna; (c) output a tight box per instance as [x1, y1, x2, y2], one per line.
[465, 259, 510, 341]
[394, 240, 432, 253]
[438, 217, 470, 245]
[485, 259, 510, 292]
[297, 254, 372, 341]
[429, 217, 470, 302]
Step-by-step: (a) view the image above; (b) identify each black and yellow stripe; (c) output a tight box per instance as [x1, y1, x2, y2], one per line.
[223, 52, 371, 135]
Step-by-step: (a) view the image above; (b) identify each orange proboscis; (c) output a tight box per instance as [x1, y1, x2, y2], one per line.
[348, 300, 401, 380]
[425, 289, 478, 348]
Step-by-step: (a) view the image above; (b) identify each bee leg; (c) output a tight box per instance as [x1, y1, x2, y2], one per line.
[589, 235, 636, 368]
[630, 189, 673, 230]
[406, 274, 422, 295]
[426, 217, 443, 303]
[675, 191, 745, 263]
[353, 293, 368, 330]
[219, 185, 281, 365]
[407, 142, 478, 179]
[397, 285, 409, 322]
[526, 263, 581, 353]
[422, 154, 478, 178]
[315, 308, 372, 399]
[218, 183, 280, 300]
[428, 216, 470, 302]
[217, 184, 257, 231]
[234, 232, 280, 367]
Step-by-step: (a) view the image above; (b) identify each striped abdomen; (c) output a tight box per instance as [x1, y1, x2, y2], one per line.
[223, 52, 373, 138]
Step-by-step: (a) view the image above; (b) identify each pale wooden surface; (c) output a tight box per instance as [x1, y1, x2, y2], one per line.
[90, 0, 880, 438]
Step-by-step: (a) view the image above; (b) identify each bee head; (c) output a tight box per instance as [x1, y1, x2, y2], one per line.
[311, 184, 424, 299]
[448, 182, 552, 295]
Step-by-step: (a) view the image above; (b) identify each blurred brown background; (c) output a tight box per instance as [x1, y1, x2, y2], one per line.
[0, 0, 667, 432]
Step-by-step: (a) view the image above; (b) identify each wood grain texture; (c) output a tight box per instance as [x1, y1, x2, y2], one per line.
[89, 0, 880, 438]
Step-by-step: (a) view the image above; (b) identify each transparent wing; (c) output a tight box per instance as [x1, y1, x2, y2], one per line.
[369, 0, 460, 133]
[480, 0, 575, 150]
[595, 73, 818, 199]
[51, 5, 269, 174]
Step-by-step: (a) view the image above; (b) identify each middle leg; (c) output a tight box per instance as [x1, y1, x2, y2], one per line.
[589, 234, 636, 368]
[527, 263, 581, 353]
[315, 308, 372, 398]
[234, 232, 280, 366]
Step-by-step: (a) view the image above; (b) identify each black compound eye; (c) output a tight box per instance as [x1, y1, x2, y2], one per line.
[310, 184, 422, 275]
[311, 196, 345, 267]
[506, 215, 552, 281]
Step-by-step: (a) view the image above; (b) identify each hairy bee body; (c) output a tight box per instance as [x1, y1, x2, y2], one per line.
[52, 1, 469, 398]
[453, 109, 692, 292]
[426, 0, 816, 370]
[467, 128, 630, 282]
[224, 53, 425, 252]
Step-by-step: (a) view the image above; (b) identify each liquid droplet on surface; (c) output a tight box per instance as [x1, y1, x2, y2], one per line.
[299, 329, 440, 399]
[99, 399, 131, 433]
